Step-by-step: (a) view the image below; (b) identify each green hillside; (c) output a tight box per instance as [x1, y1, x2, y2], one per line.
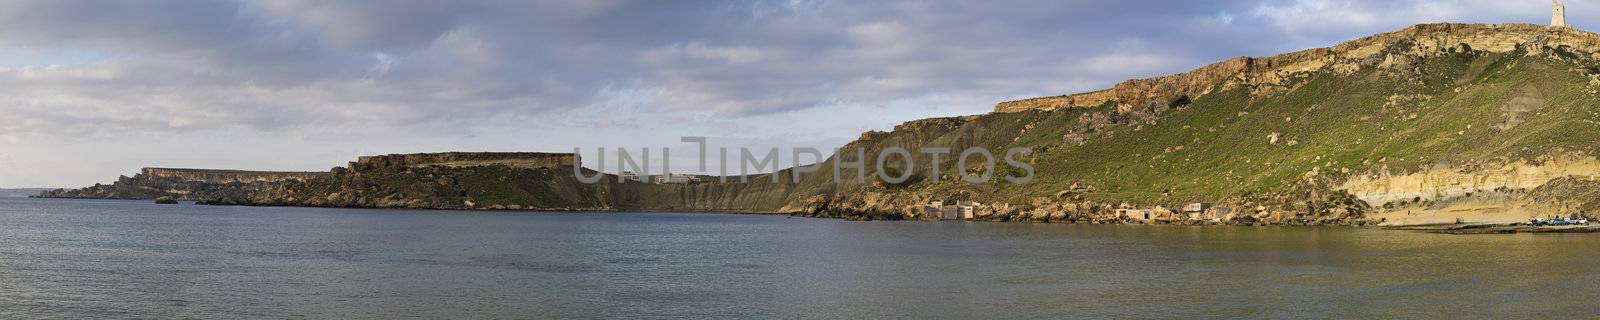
[999, 50, 1597, 202]
[789, 25, 1600, 222]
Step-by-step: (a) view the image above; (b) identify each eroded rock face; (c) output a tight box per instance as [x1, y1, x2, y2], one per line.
[199, 163, 614, 211]
[1339, 154, 1600, 225]
[38, 169, 317, 200]
[140, 168, 325, 184]
[1340, 154, 1600, 207]
[349, 152, 577, 172]
[995, 23, 1600, 113]
[40, 153, 578, 203]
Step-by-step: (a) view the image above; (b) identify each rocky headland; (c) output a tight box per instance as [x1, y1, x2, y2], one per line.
[41, 23, 1600, 228]
[38, 168, 325, 200]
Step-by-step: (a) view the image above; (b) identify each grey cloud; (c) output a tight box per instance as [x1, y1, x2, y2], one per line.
[0, 0, 1378, 134]
[0, 0, 1573, 187]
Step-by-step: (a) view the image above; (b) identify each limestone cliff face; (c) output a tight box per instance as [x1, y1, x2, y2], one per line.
[41, 153, 573, 202]
[995, 23, 1600, 113]
[349, 152, 577, 172]
[204, 152, 791, 212]
[1337, 155, 1600, 224]
[180, 152, 593, 209]
[1339, 155, 1600, 207]
[140, 168, 325, 184]
[219, 164, 612, 210]
[38, 168, 321, 200]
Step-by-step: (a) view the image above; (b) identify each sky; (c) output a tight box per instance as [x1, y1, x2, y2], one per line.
[0, 0, 1582, 188]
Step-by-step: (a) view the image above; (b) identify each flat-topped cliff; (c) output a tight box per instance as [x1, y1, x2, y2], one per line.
[349, 152, 577, 172]
[40, 153, 577, 201]
[996, 23, 1600, 112]
[141, 168, 326, 184]
[38, 168, 322, 200]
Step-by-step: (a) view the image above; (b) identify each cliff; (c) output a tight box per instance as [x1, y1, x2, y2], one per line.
[42, 152, 582, 204]
[38, 168, 324, 200]
[140, 168, 325, 184]
[995, 23, 1600, 112]
[349, 152, 576, 172]
[193, 151, 799, 213]
[772, 22, 1600, 225]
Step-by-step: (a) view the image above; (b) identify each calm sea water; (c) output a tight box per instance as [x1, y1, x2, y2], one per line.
[1, 197, 1597, 319]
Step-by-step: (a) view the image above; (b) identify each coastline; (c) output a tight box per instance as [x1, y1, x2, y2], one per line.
[25, 196, 1596, 233]
[1383, 223, 1600, 234]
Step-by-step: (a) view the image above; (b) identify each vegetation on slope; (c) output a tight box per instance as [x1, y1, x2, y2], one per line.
[798, 42, 1600, 221]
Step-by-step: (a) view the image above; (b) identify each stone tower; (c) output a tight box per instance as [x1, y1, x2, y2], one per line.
[1553, 0, 1570, 28]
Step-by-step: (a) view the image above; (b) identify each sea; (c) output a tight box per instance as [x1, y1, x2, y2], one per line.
[1, 197, 1596, 319]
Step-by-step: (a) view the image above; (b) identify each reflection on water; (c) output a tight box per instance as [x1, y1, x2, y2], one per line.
[1, 198, 1597, 318]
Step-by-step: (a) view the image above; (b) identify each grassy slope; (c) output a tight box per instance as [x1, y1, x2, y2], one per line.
[198, 46, 1600, 215]
[822, 49, 1600, 210]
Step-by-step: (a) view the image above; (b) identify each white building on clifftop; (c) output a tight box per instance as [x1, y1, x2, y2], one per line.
[1554, 0, 1571, 28]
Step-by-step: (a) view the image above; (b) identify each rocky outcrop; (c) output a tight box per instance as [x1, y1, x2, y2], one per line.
[204, 163, 613, 210]
[37, 168, 320, 200]
[1340, 155, 1600, 208]
[197, 152, 795, 212]
[140, 168, 324, 184]
[1343, 154, 1600, 225]
[995, 23, 1600, 113]
[349, 152, 577, 172]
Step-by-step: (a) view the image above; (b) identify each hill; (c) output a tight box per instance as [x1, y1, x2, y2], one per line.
[40, 23, 1600, 226]
[800, 23, 1600, 225]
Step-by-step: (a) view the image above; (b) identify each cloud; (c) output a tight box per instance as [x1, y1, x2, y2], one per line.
[1239, 0, 1548, 45]
[0, 0, 1572, 186]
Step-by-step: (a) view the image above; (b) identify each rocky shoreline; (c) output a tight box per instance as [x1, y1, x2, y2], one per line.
[39, 191, 1594, 232]
[1385, 223, 1600, 234]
